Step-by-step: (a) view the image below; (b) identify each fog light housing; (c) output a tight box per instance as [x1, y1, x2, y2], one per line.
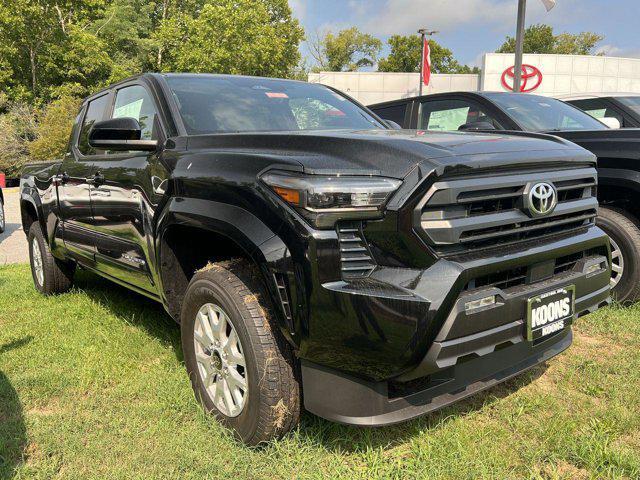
[586, 262, 606, 277]
[465, 295, 497, 312]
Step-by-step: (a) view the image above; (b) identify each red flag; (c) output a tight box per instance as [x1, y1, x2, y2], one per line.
[422, 39, 431, 86]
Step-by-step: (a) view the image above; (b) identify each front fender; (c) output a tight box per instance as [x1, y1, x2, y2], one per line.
[156, 197, 297, 340]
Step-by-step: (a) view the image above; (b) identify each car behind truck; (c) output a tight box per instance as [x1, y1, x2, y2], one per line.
[20, 74, 611, 445]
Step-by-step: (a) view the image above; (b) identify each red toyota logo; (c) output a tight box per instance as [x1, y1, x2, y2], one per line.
[501, 64, 543, 93]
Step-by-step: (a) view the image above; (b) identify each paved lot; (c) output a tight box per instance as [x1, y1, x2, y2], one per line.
[1, 188, 29, 264]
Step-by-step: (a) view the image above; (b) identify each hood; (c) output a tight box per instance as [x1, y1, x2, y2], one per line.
[544, 128, 640, 164]
[185, 129, 592, 180]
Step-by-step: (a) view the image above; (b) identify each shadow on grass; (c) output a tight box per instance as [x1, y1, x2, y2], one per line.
[72, 270, 182, 361]
[68, 269, 549, 452]
[0, 337, 31, 478]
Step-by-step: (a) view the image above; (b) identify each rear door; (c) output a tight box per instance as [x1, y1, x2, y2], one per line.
[58, 93, 111, 264]
[88, 82, 169, 294]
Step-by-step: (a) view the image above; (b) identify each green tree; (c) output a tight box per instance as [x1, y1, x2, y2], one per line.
[153, 0, 303, 77]
[378, 35, 479, 74]
[555, 32, 605, 55]
[310, 27, 382, 72]
[497, 24, 603, 55]
[0, 0, 109, 99]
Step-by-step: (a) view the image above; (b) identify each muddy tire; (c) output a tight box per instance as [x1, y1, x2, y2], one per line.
[597, 206, 640, 303]
[180, 259, 300, 446]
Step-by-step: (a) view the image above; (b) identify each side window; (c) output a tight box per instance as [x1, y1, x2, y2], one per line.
[78, 94, 109, 155]
[112, 85, 159, 140]
[372, 104, 407, 126]
[570, 99, 625, 127]
[419, 99, 501, 131]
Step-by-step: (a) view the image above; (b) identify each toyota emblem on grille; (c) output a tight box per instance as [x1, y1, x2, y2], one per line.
[527, 182, 557, 216]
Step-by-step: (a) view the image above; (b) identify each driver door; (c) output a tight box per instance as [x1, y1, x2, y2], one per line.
[88, 83, 168, 294]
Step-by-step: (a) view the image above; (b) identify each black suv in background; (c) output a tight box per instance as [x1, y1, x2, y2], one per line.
[371, 91, 640, 302]
[563, 94, 640, 128]
[21, 74, 610, 444]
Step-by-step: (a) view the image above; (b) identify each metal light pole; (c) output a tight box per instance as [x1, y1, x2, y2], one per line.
[513, 0, 527, 92]
[418, 28, 438, 96]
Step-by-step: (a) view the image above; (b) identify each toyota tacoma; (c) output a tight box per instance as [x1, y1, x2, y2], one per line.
[21, 74, 611, 445]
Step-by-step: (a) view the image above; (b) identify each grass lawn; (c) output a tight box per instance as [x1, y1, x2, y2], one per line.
[0, 264, 639, 479]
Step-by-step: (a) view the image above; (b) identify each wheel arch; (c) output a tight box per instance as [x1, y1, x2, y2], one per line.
[20, 194, 45, 238]
[156, 197, 295, 338]
[598, 168, 640, 220]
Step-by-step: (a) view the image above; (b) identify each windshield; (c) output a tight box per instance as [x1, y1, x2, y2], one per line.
[165, 75, 385, 135]
[484, 93, 607, 132]
[617, 96, 640, 116]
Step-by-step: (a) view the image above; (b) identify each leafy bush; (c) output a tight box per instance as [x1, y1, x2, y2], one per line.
[0, 97, 37, 177]
[29, 96, 81, 162]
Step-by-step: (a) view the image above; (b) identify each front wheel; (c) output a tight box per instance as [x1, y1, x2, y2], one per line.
[180, 260, 300, 446]
[28, 223, 75, 295]
[597, 206, 640, 303]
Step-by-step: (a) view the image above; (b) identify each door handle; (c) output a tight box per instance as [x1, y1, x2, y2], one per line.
[86, 172, 105, 186]
[53, 172, 70, 185]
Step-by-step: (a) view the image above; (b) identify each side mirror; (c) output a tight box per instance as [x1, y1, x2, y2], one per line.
[383, 119, 403, 130]
[600, 117, 621, 129]
[458, 121, 497, 132]
[88, 117, 158, 151]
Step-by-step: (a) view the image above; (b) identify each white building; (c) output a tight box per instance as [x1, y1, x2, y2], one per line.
[308, 53, 640, 104]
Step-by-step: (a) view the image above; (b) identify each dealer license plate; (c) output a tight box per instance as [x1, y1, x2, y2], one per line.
[526, 286, 575, 342]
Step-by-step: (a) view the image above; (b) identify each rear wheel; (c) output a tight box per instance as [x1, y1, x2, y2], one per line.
[597, 206, 640, 303]
[28, 223, 75, 295]
[181, 259, 300, 445]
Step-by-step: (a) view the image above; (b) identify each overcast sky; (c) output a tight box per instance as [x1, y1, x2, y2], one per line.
[289, 0, 640, 67]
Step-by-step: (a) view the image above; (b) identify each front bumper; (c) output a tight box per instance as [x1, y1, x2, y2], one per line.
[298, 226, 610, 425]
[302, 328, 572, 426]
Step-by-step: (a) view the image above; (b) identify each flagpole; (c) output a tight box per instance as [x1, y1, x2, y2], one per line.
[513, 0, 527, 92]
[418, 29, 426, 96]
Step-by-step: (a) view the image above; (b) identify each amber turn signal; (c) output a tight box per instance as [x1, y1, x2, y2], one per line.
[273, 186, 300, 205]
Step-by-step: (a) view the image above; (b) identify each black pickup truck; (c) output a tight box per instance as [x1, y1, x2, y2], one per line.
[371, 92, 640, 302]
[21, 74, 611, 445]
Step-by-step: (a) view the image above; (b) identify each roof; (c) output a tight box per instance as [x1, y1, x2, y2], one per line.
[556, 93, 640, 100]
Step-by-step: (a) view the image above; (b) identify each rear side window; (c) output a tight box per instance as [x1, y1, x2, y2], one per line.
[372, 104, 407, 126]
[78, 94, 109, 155]
[569, 99, 625, 127]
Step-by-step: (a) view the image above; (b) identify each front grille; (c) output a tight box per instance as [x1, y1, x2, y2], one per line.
[464, 247, 605, 292]
[337, 222, 376, 279]
[417, 167, 598, 255]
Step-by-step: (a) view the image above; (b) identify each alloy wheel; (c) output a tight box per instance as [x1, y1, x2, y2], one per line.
[610, 236, 624, 289]
[31, 238, 44, 287]
[193, 303, 248, 417]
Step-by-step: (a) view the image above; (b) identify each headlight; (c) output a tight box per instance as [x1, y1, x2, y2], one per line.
[261, 171, 402, 228]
